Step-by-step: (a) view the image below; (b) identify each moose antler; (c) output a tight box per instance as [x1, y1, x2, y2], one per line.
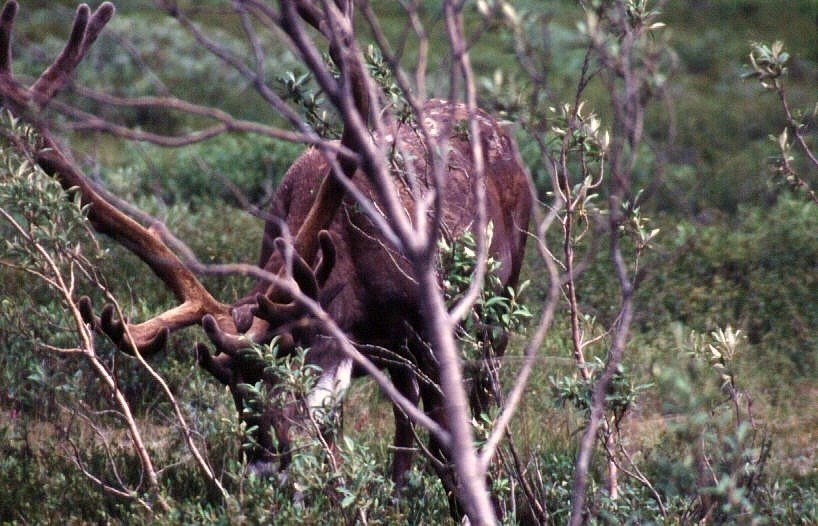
[0, 1, 362, 357]
[0, 2, 113, 109]
[0, 1, 239, 353]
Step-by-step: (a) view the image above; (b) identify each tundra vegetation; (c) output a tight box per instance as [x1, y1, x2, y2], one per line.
[1, 0, 817, 524]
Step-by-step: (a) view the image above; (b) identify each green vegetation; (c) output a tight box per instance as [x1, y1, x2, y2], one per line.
[2, 0, 817, 524]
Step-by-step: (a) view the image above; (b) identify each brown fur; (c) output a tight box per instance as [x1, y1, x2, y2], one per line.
[233, 100, 531, 515]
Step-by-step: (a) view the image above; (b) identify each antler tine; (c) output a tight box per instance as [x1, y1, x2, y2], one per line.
[78, 295, 170, 356]
[34, 135, 237, 358]
[254, 294, 304, 326]
[202, 314, 250, 356]
[246, 238, 316, 327]
[195, 343, 234, 386]
[29, 2, 115, 107]
[0, 1, 18, 76]
[202, 312, 302, 358]
[226, 4, 366, 348]
[233, 227, 335, 335]
[231, 303, 256, 334]
[29, 3, 89, 106]
[277, 0, 369, 266]
[78, 295, 99, 326]
[80, 2, 115, 56]
[231, 230, 332, 333]
[99, 303, 125, 341]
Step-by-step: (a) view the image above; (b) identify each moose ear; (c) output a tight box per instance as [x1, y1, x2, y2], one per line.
[315, 230, 336, 287]
[274, 237, 320, 300]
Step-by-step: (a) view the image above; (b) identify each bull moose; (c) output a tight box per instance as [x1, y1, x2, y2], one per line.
[0, 0, 531, 520]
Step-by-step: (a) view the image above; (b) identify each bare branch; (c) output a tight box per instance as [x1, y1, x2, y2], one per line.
[443, 3, 488, 325]
[479, 191, 562, 470]
[53, 87, 347, 149]
[106, 294, 230, 500]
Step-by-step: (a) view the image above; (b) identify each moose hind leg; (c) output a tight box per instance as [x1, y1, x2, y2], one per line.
[469, 329, 507, 418]
[418, 382, 466, 522]
[468, 331, 508, 518]
[389, 365, 420, 491]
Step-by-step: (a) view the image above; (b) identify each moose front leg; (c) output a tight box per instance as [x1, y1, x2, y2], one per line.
[196, 342, 292, 476]
[307, 356, 352, 436]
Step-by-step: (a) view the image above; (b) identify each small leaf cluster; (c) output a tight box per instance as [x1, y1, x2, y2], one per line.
[478, 68, 528, 121]
[744, 41, 817, 205]
[221, 339, 448, 523]
[550, 359, 649, 422]
[689, 326, 742, 390]
[619, 189, 660, 251]
[277, 70, 340, 138]
[549, 101, 610, 161]
[0, 113, 95, 274]
[768, 127, 795, 176]
[438, 226, 532, 362]
[581, 0, 665, 32]
[234, 341, 321, 443]
[476, 0, 520, 27]
[744, 41, 789, 88]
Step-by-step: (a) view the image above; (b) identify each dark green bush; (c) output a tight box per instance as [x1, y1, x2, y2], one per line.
[640, 197, 818, 377]
[111, 134, 302, 206]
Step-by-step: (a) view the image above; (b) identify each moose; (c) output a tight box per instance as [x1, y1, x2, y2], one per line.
[0, 0, 531, 520]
